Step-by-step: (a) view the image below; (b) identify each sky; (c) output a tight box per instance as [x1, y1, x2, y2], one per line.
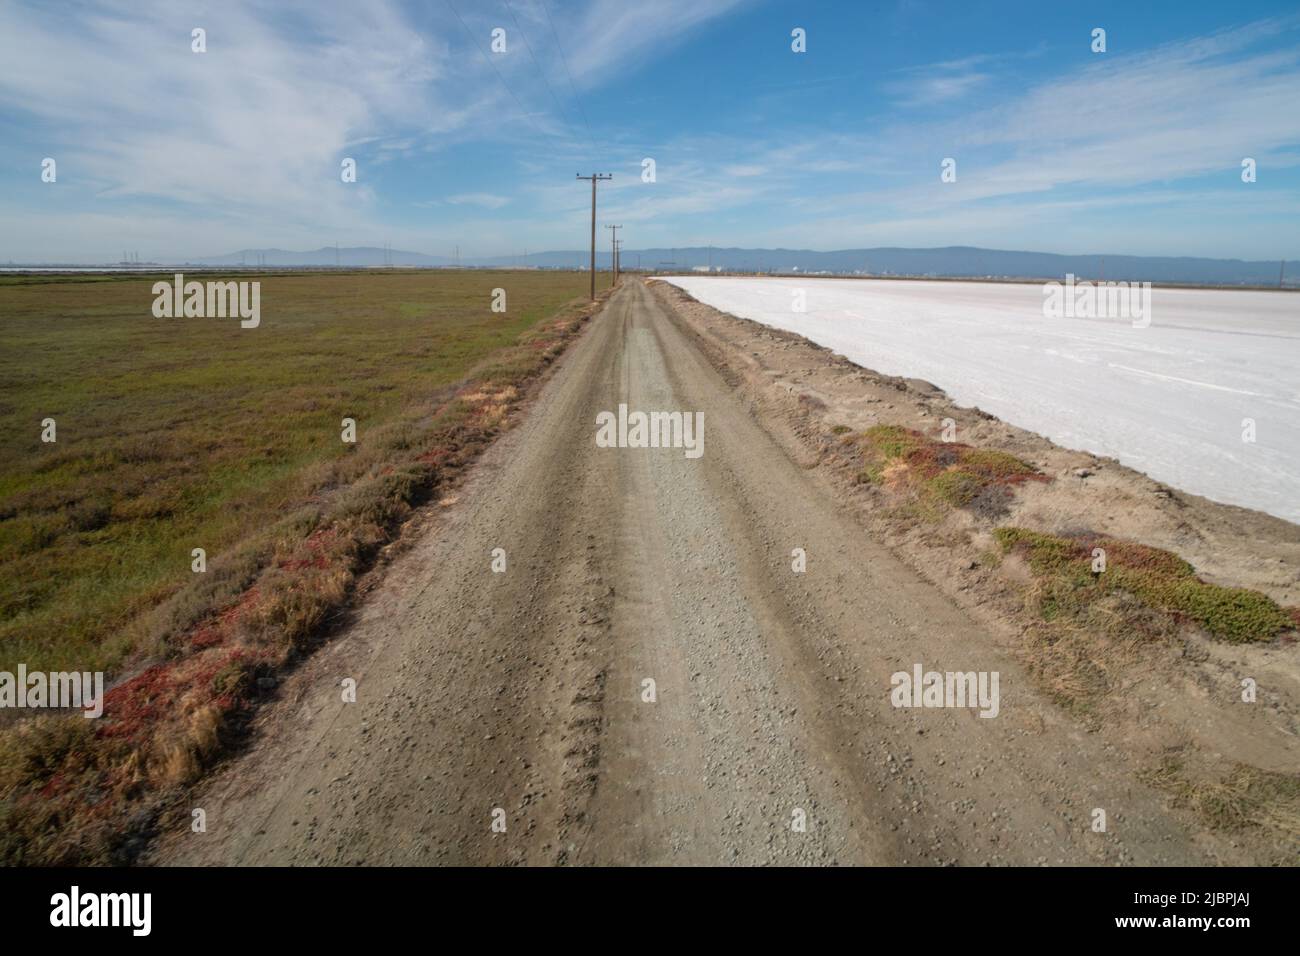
[1, 0, 1299, 263]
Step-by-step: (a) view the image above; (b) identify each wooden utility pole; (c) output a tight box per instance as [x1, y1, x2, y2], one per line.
[606, 224, 621, 287]
[577, 173, 612, 299]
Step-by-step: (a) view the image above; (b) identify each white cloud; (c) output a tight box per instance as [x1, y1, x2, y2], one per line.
[546, 0, 752, 87]
[1, 3, 1296, 261]
[889, 69, 990, 107]
[9, 2, 448, 205]
[447, 193, 511, 209]
[723, 164, 768, 177]
[0, 0, 757, 259]
[748, 17, 1300, 254]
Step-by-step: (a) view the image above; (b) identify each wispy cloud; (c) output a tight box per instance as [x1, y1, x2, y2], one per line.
[888, 64, 992, 107]
[0, 0, 448, 239]
[1, 3, 1296, 260]
[548, 0, 751, 86]
[729, 16, 1300, 253]
[446, 193, 511, 209]
[0, 0, 754, 258]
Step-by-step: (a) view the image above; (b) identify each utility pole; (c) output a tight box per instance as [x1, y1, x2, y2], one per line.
[614, 239, 623, 284]
[577, 173, 612, 300]
[606, 224, 621, 287]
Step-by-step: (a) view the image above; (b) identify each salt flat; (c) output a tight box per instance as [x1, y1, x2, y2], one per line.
[663, 276, 1300, 523]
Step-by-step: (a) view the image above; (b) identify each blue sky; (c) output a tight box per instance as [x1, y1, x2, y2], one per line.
[2, 0, 1299, 262]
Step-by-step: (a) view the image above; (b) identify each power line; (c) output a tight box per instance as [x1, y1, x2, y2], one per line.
[503, 0, 586, 154]
[444, 0, 549, 141]
[539, 0, 598, 160]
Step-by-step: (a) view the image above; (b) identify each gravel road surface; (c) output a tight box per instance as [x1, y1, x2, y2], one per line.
[158, 281, 1212, 866]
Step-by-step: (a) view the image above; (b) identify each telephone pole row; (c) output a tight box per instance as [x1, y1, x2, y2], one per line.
[576, 173, 612, 300]
[605, 224, 621, 288]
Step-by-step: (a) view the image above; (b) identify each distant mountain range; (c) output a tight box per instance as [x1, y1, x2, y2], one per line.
[191, 246, 456, 268]
[164, 245, 1294, 285]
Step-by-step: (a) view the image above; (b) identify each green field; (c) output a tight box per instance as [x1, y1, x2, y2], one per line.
[0, 270, 591, 677]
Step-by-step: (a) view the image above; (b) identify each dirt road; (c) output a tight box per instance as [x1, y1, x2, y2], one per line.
[157, 280, 1217, 866]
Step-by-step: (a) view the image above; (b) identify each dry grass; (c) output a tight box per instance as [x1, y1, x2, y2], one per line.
[1145, 755, 1300, 837]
